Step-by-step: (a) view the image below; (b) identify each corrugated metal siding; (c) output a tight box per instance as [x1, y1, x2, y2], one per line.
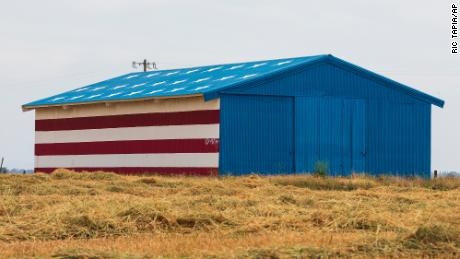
[294, 97, 319, 173]
[220, 62, 431, 177]
[225, 63, 420, 102]
[219, 94, 294, 175]
[365, 101, 430, 177]
[351, 100, 366, 173]
[293, 97, 366, 176]
[318, 98, 343, 175]
[34, 97, 220, 176]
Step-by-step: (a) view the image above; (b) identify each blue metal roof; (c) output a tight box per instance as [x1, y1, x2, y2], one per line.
[23, 54, 444, 108]
[23, 55, 325, 108]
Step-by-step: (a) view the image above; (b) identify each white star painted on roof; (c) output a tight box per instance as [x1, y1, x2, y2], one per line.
[51, 97, 65, 101]
[217, 76, 235, 81]
[91, 86, 106, 91]
[242, 74, 258, 79]
[276, 60, 292, 66]
[147, 89, 164, 94]
[205, 66, 223, 72]
[125, 90, 144, 96]
[74, 87, 88, 92]
[194, 85, 211, 90]
[165, 71, 179, 76]
[124, 75, 139, 79]
[169, 87, 185, 92]
[69, 95, 85, 100]
[113, 84, 128, 90]
[87, 94, 102, 99]
[185, 69, 200, 74]
[227, 65, 244, 70]
[152, 81, 166, 86]
[194, 77, 210, 83]
[107, 92, 123, 97]
[250, 62, 267, 68]
[130, 83, 146, 88]
[171, 79, 187, 85]
[145, 72, 160, 78]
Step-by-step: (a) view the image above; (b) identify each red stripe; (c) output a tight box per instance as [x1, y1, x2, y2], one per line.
[35, 110, 220, 131]
[35, 167, 218, 176]
[35, 139, 219, 156]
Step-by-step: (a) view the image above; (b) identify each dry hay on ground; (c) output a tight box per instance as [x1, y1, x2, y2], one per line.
[0, 169, 459, 258]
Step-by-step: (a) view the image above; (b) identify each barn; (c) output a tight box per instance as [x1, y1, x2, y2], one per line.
[22, 54, 444, 177]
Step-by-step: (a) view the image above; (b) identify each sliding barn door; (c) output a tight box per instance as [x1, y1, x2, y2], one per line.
[295, 97, 366, 175]
[351, 100, 366, 173]
[343, 99, 366, 175]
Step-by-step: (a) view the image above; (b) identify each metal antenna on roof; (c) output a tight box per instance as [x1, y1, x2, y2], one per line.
[132, 59, 157, 72]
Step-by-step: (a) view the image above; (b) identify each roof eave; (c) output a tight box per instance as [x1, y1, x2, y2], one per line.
[21, 93, 204, 111]
[325, 55, 445, 108]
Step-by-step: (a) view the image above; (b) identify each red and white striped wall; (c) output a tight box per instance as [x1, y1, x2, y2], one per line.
[34, 96, 220, 175]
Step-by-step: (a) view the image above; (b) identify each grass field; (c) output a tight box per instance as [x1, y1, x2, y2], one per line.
[0, 169, 459, 258]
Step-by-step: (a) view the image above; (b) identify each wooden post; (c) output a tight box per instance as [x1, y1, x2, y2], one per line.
[434, 170, 438, 178]
[0, 157, 3, 173]
[143, 59, 148, 72]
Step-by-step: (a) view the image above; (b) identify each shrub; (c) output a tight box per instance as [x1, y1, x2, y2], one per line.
[314, 161, 329, 177]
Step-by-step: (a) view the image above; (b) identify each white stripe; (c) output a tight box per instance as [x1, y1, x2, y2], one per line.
[36, 124, 220, 144]
[36, 96, 220, 120]
[35, 153, 218, 168]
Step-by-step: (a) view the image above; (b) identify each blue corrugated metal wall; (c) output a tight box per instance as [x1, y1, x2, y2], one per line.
[294, 97, 319, 173]
[220, 62, 431, 177]
[219, 95, 294, 175]
[295, 97, 354, 176]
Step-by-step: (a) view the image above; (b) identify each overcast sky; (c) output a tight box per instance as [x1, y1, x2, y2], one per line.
[0, 1, 458, 171]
